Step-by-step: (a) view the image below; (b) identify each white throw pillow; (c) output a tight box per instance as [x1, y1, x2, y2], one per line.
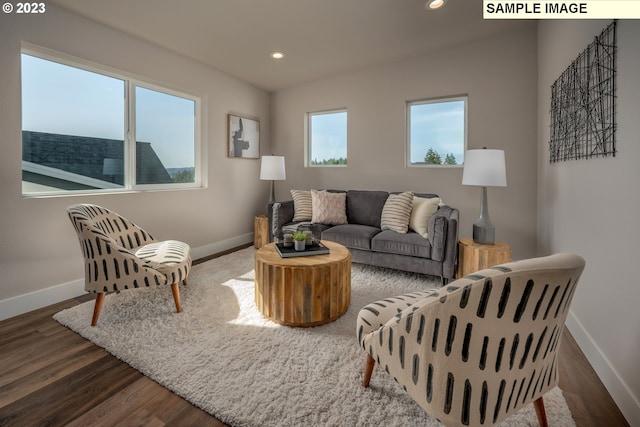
[311, 190, 347, 225]
[291, 190, 313, 222]
[381, 192, 414, 234]
[409, 196, 441, 238]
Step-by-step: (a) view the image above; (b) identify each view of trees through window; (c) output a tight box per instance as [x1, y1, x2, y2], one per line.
[408, 97, 466, 166]
[308, 110, 347, 166]
[21, 50, 199, 195]
[424, 148, 458, 165]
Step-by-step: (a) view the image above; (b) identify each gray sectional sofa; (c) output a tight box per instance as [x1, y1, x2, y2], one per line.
[268, 190, 459, 284]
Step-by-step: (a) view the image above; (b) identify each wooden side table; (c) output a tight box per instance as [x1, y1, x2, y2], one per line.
[254, 215, 269, 249]
[457, 238, 512, 278]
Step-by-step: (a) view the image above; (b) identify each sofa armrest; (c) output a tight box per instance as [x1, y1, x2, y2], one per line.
[267, 200, 295, 242]
[428, 205, 459, 280]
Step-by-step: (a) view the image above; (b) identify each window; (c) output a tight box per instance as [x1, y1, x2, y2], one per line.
[21, 47, 201, 195]
[135, 86, 196, 185]
[407, 96, 467, 167]
[306, 109, 347, 166]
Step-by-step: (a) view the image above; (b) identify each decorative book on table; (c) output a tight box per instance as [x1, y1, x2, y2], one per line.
[275, 242, 330, 258]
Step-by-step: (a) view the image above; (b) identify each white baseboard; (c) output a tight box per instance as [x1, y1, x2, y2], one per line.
[0, 233, 254, 322]
[566, 311, 640, 426]
[190, 233, 253, 261]
[0, 278, 86, 322]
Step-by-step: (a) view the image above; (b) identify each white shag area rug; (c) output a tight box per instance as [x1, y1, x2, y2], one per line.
[54, 247, 575, 427]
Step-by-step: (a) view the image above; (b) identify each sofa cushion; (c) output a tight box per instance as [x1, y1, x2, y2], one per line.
[321, 224, 380, 251]
[381, 191, 414, 233]
[371, 230, 432, 259]
[346, 190, 389, 228]
[409, 196, 441, 238]
[311, 190, 347, 225]
[291, 190, 313, 222]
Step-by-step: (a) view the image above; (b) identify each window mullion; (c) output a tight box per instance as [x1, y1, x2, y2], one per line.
[126, 82, 136, 189]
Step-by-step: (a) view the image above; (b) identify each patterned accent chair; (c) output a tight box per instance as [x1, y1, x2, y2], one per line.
[357, 253, 585, 427]
[67, 204, 192, 326]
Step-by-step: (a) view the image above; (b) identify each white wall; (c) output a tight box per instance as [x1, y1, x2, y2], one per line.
[0, 5, 271, 319]
[537, 20, 640, 425]
[271, 26, 539, 260]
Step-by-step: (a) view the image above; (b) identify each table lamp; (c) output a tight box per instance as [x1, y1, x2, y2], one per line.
[260, 155, 286, 204]
[462, 148, 507, 245]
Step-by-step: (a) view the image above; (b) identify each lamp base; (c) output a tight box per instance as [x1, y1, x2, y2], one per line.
[268, 180, 276, 205]
[473, 221, 495, 245]
[472, 186, 496, 245]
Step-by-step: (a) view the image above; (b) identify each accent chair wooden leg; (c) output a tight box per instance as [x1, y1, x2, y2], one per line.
[363, 354, 375, 388]
[533, 396, 549, 427]
[182, 278, 187, 286]
[171, 283, 182, 313]
[91, 293, 105, 326]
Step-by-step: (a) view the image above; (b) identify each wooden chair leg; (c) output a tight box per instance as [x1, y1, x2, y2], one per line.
[533, 396, 549, 427]
[171, 283, 182, 313]
[182, 278, 187, 286]
[91, 293, 105, 326]
[363, 354, 375, 388]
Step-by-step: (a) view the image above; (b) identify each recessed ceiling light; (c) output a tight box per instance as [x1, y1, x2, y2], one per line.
[425, 0, 447, 10]
[270, 51, 286, 60]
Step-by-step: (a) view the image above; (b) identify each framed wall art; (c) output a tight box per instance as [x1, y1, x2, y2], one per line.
[228, 114, 260, 159]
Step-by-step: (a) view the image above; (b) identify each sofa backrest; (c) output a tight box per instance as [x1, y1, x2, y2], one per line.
[343, 190, 442, 228]
[345, 190, 389, 228]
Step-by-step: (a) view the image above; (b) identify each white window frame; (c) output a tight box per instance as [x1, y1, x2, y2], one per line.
[21, 43, 203, 197]
[406, 95, 467, 168]
[305, 108, 348, 167]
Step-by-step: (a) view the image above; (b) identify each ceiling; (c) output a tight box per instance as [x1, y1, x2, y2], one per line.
[48, 0, 533, 92]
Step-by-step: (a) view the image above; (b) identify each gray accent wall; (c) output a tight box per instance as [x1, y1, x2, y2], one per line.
[537, 20, 640, 425]
[270, 26, 539, 261]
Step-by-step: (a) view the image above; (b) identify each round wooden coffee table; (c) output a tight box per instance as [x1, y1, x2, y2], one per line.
[254, 240, 351, 327]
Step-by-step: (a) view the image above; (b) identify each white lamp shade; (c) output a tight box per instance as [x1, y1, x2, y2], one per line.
[462, 149, 507, 187]
[260, 156, 286, 181]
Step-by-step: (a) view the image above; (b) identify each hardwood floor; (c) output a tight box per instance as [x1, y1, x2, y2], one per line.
[0, 250, 630, 426]
[0, 295, 225, 427]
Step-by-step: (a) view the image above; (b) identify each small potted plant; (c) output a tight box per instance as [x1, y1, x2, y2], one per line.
[293, 231, 307, 251]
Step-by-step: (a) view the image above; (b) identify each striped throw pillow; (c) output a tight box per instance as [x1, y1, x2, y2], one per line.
[291, 190, 313, 222]
[381, 192, 414, 233]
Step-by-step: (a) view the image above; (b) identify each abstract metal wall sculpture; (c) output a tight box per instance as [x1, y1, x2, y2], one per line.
[549, 21, 616, 163]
